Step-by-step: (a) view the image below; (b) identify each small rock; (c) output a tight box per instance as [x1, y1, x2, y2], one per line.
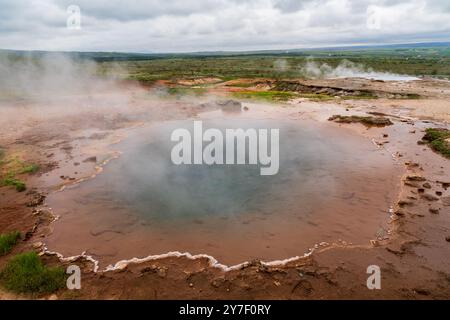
[406, 175, 426, 182]
[157, 267, 167, 278]
[422, 182, 431, 189]
[48, 294, 58, 300]
[446, 236, 450, 242]
[394, 209, 405, 216]
[398, 200, 413, 207]
[211, 277, 226, 288]
[83, 156, 97, 163]
[436, 191, 443, 196]
[404, 181, 420, 188]
[140, 266, 157, 274]
[32, 242, 43, 249]
[414, 288, 430, 296]
[439, 182, 449, 190]
[422, 193, 439, 201]
[443, 196, 450, 207]
[26, 192, 46, 207]
[216, 100, 242, 113]
[429, 208, 440, 214]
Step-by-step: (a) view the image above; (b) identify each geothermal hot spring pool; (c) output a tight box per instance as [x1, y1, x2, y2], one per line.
[45, 114, 401, 268]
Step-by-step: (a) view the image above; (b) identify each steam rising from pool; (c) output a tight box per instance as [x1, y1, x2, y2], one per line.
[45, 118, 401, 267]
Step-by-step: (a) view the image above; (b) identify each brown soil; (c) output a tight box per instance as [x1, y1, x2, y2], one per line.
[328, 114, 393, 127]
[0, 78, 449, 300]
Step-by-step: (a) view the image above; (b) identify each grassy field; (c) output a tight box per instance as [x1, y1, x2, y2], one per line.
[2, 45, 450, 85]
[106, 55, 450, 84]
[2, 48, 445, 103]
[96, 45, 450, 83]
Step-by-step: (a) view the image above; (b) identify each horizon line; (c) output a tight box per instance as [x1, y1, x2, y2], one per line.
[1, 40, 449, 56]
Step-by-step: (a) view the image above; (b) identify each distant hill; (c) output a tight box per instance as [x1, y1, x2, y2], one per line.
[1, 42, 449, 61]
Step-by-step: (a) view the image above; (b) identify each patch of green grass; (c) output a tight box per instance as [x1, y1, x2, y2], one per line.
[231, 90, 297, 102]
[341, 94, 378, 100]
[422, 128, 450, 158]
[1, 177, 26, 192]
[226, 82, 254, 88]
[166, 87, 207, 96]
[0, 231, 21, 256]
[0, 252, 66, 294]
[20, 164, 40, 174]
[297, 93, 335, 101]
[0, 154, 39, 192]
[0, 149, 6, 168]
[328, 115, 393, 127]
[405, 93, 421, 99]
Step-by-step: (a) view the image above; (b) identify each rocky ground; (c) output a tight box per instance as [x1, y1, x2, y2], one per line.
[0, 78, 449, 299]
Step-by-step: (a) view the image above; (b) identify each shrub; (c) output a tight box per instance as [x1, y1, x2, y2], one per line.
[0, 252, 66, 294]
[422, 128, 450, 158]
[0, 231, 21, 256]
[1, 177, 26, 192]
[20, 164, 40, 174]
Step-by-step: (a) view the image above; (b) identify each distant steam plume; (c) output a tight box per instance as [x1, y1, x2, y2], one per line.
[299, 58, 419, 81]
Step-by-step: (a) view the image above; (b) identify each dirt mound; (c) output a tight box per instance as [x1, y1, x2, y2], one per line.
[328, 115, 393, 127]
[272, 80, 419, 99]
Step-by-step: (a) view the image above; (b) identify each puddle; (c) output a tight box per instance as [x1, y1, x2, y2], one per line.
[44, 114, 402, 267]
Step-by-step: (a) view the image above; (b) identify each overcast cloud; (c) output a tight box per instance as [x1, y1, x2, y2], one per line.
[0, 0, 449, 52]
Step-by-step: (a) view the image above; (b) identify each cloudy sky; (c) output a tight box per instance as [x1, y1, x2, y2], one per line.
[1, 0, 450, 53]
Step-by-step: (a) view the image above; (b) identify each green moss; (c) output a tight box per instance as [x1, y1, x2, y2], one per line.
[422, 128, 450, 158]
[405, 93, 421, 99]
[0, 153, 38, 192]
[166, 87, 207, 96]
[231, 90, 297, 102]
[341, 94, 378, 100]
[0, 231, 21, 256]
[20, 164, 40, 174]
[1, 177, 26, 192]
[0, 252, 66, 294]
[297, 93, 335, 101]
[328, 115, 393, 127]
